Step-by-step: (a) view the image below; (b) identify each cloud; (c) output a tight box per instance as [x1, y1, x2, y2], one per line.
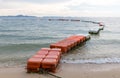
[0, 0, 70, 16]
[68, 2, 120, 12]
[65, 0, 120, 17]
[3, 0, 71, 4]
[0, 0, 120, 17]
[0, 0, 71, 10]
[71, 0, 120, 6]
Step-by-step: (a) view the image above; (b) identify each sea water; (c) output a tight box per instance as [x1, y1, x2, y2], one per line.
[0, 17, 120, 67]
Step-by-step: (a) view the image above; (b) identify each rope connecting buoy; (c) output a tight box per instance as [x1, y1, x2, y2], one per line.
[39, 68, 61, 78]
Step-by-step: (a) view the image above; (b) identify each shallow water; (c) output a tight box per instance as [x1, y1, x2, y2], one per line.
[0, 17, 120, 67]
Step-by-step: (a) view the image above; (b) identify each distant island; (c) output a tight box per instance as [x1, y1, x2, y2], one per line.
[0, 15, 37, 18]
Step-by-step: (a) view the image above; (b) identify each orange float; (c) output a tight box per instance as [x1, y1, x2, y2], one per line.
[36, 50, 49, 55]
[42, 58, 58, 72]
[27, 57, 43, 73]
[26, 35, 90, 73]
[32, 54, 46, 59]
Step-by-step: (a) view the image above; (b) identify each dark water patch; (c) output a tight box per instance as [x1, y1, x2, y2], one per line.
[24, 36, 58, 40]
[0, 43, 50, 54]
[0, 34, 59, 40]
[0, 29, 24, 32]
[0, 34, 25, 38]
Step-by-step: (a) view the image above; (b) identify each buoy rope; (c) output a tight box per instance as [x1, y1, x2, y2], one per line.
[39, 68, 62, 78]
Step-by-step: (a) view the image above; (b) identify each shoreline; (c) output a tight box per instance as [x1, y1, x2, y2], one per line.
[0, 63, 120, 78]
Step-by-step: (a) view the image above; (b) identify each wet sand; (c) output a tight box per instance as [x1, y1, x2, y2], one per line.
[0, 63, 120, 78]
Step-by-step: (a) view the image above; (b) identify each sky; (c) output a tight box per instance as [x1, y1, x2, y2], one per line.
[0, 0, 120, 17]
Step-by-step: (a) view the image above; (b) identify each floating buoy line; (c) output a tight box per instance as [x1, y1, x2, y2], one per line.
[26, 18, 105, 78]
[88, 22, 104, 35]
[48, 18, 105, 35]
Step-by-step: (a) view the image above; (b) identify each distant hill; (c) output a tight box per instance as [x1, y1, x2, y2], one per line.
[0, 15, 37, 18]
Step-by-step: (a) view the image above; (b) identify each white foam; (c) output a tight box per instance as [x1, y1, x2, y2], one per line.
[61, 58, 120, 64]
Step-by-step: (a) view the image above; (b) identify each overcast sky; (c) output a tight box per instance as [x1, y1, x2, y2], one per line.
[0, 0, 120, 17]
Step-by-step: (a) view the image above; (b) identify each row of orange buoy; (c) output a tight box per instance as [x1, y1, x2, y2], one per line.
[26, 35, 90, 73]
[50, 35, 86, 53]
[48, 19, 80, 22]
[48, 18, 105, 26]
[27, 48, 61, 73]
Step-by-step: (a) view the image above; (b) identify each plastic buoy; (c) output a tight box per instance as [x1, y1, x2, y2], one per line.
[99, 22, 104, 26]
[27, 57, 43, 73]
[42, 58, 58, 72]
[32, 54, 46, 59]
[36, 50, 49, 55]
[26, 35, 90, 74]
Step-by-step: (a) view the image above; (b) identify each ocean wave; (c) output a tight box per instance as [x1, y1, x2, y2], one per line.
[61, 58, 120, 64]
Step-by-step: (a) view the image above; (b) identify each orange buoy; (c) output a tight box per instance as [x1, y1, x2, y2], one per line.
[32, 54, 46, 59]
[27, 57, 43, 73]
[26, 35, 90, 73]
[36, 50, 49, 55]
[42, 58, 58, 72]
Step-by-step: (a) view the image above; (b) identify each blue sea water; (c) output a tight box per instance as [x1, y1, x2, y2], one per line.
[0, 16, 120, 67]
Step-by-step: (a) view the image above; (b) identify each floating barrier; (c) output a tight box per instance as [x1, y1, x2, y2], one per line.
[27, 48, 61, 73]
[27, 57, 43, 73]
[89, 24, 104, 35]
[58, 19, 69, 21]
[99, 22, 104, 26]
[36, 51, 49, 55]
[50, 35, 89, 53]
[42, 58, 58, 72]
[27, 35, 90, 73]
[99, 26, 104, 30]
[70, 19, 80, 21]
[98, 22, 104, 30]
[32, 54, 46, 59]
[89, 29, 100, 34]
[48, 18, 80, 22]
[76, 34, 91, 41]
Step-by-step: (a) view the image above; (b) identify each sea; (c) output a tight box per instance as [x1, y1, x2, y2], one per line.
[0, 16, 120, 67]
